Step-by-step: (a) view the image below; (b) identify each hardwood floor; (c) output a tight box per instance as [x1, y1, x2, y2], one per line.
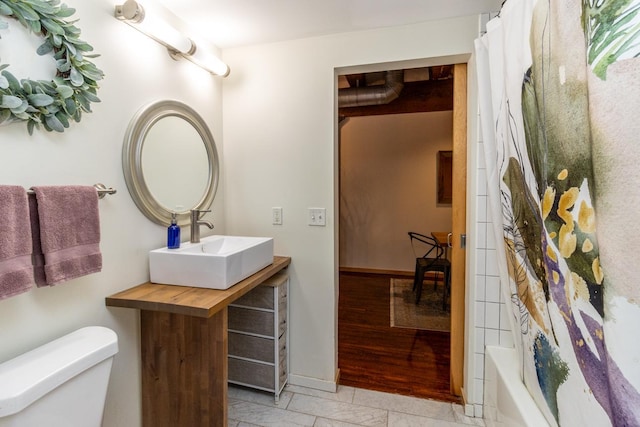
[338, 271, 459, 403]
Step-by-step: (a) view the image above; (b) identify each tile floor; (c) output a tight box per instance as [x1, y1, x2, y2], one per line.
[228, 384, 485, 427]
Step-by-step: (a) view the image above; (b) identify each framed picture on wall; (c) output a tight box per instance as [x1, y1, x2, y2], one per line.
[437, 151, 453, 204]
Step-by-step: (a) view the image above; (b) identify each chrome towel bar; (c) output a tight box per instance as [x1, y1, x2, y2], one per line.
[27, 183, 116, 199]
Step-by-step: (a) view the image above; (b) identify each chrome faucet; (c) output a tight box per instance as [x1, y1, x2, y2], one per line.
[190, 209, 214, 243]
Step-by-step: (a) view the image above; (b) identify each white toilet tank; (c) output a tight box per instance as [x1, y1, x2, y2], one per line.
[0, 326, 118, 427]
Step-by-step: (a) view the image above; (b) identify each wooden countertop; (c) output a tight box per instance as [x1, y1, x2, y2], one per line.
[106, 256, 291, 318]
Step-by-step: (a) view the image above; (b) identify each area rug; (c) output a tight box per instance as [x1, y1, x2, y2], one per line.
[390, 278, 450, 332]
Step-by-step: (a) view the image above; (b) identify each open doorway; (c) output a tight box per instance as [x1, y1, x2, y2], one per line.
[336, 63, 466, 401]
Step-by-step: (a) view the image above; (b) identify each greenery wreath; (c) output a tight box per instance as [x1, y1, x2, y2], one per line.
[0, 0, 104, 134]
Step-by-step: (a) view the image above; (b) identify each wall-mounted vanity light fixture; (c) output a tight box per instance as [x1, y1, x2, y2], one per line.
[114, 0, 230, 77]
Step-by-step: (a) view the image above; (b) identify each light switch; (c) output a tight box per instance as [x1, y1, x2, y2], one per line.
[308, 208, 326, 226]
[272, 207, 283, 225]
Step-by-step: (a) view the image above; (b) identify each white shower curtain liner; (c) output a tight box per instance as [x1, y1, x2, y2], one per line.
[474, 1, 557, 423]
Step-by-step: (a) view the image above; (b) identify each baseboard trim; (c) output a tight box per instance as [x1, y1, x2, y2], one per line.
[460, 386, 480, 417]
[339, 267, 414, 277]
[460, 386, 473, 416]
[340, 267, 446, 282]
[288, 373, 338, 393]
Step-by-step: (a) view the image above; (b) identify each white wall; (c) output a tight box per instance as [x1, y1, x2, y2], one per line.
[222, 15, 479, 390]
[340, 112, 453, 272]
[0, 1, 224, 426]
[0, 5, 502, 425]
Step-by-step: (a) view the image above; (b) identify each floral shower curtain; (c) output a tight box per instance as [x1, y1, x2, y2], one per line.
[475, 0, 640, 425]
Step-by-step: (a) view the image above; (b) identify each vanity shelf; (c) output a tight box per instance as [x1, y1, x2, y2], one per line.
[228, 271, 288, 402]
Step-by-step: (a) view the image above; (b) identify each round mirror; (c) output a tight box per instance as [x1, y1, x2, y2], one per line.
[122, 100, 219, 226]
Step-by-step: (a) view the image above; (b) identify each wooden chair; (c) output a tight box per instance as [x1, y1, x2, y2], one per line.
[408, 232, 451, 308]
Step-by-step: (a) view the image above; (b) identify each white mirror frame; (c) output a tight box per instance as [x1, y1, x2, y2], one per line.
[122, 99, 219, 226]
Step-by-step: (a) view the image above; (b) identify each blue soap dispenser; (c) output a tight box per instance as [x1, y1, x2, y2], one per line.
[167, 212, 181, 249]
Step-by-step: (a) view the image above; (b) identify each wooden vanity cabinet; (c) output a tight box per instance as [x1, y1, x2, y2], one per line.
[227, 271, 288, 402]
[105, 256, 291, 427]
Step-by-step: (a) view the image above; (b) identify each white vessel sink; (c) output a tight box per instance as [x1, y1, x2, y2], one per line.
[149, 235, 274, 289]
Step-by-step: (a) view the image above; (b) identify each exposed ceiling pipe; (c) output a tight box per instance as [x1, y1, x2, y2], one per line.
[338, 70, 404, 108]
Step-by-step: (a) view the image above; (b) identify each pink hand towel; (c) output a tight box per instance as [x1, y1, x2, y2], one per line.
[31, 186, 102, 286]
[28, 193, 47, 287]
[0, 186, 34, 300]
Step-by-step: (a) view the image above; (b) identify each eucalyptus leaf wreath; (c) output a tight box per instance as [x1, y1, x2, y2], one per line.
[0, 0, 104, 134]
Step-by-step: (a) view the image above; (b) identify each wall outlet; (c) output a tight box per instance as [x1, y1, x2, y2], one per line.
[308, 208, 326, 226]
[272, 207, 283, 225]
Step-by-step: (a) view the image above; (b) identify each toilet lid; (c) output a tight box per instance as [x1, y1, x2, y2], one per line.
[0, 326, 118, 417]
